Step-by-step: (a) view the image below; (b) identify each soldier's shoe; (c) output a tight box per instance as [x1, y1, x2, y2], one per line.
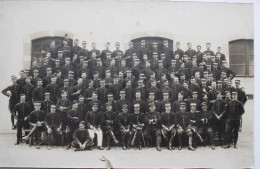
[139, 145, 142, 150]
[113, 139, 119, 144]
[14, 141, 20, 145]
[66, 144, 71, 150]
[36, 144, 40, 149]
[47, 146, 51, 150]
[168, 145, 174, 151]
[188, 145, 196, 151]
[234, 143, 238, 149]
[156, 146, 162, 151]
[211, 145, 215, 150]
[122, 146, 127, 150]
[106, 146, 110, 150]
[223, 144, 230, 149]
[74, 148, 81, 151]
[97, 146, 104, 150]
[126, 145, 131, 149]
[178, 146, 182, 150]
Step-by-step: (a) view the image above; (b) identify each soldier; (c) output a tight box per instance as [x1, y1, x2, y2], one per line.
[61, 57, 74, 79]
[66, 101, 82, 149]
[83, 80, 95, 102]
[42, 67, 52, 88]
[171, 77, 183, 101]
[172, 91, 185, 112]
[150, 52, 159, 71]
[102, 103, 119, 150]
[198, 102, 215, 150]
[100, 42, 112, 61]
[224, 91, 245, 149]
[45, 105, 62, 149]
[148, 80, 161, 101]
[175, 41, 184, 61]
[196, 45, 204, 64]
[41, 92, 54, 115]
[149, 42, 160, 60]
[144, 102, 162, 151]
[25, 102, 46, 149]
[185, 42, 196, 59]
[85, 103, 104, 150]
[112, 42, 124, 58]
[108, 74, 121, 101]
[68, 71, 77, 87]
[105, 94, 118, 113]
[46, 75, 60, 103]
[118, 104, 132, 150]
[2, 75, 22, 129]
[48, 41, 58, 59]
[216, 46, 226, 61]
[71, 121, 94, 151]
[221, 60, 236, 80]
[162, 40, 174, 67]
[97, 80, 108, 104]
[59, 78, 72, 99]
[60, 40, 71, 58]
[71, 38, 82, 57]
[31, 69, 40, 87]
[130, 103, 145, 149]
[138, 40, 148, 60]
[234, 80, 247, 105]
[70, 78, 84, 101]
[13, 94, 31, 145]
[87, 92, 102, 112]
[212, 91, 227, 146]
[161, 103, 176, 150]
[123, 80, 134, 103]
[204, 43, 215, 56]
[124, 41, 135, 60]
[77, 95, 88, 121]
[116, 90, 129, 113]
[89, 42, 101, 56]
[77, 41, 89, 59]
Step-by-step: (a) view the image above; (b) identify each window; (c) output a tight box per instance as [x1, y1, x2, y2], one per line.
[31, 36, 72, 66]
[229, 39, 254, 77]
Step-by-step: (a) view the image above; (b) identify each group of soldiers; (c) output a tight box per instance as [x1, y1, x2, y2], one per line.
[2, 35, 247, 151]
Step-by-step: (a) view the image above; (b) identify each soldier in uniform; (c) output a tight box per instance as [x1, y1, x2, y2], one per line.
[85, 103, 104, 150]
[25, 102, 46, 149]
[77, 41, 89, 59]
[100, 42, 112, 61]
[118, 104, 132, 150]
[130, 103, 145, 149]
[77, 95, 88, 121]
[112, 42, 124, 58]
[97, 80, 108, 104]
[161, 103, 176, 150]
[70, 78, 84, 101]
[2, 75, 22, 129]
[102, 103, 119, 150]
[198, 102, 215, 150]
[61, 57, 74, 79]
[138, 40, 148, 60]
[66, 101, 82, 149]
[175, 41, 184, 61]
[31, 69, 40, 87]
[59, 78, 72, 99]
[46, 75, 60, 103]
[42, 67, 52, 88]
[89, 42, 101, 56]
[204, 43, 215, 56]
[71, 38, 82, 57]
[87, 92, 102, 112]
[224, 91, 245, 149]
[143, 102, 162, 151]
[185, 42, 196, 59]
[45, 105, 62, 149]
[13, 94, 31, 145]
[71, 121, 94, 151]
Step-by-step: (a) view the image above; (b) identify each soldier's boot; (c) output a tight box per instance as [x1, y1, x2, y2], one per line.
[188, 137, 195, 151]
[110, 131, 119, 144]
[106, 134, 111, 150]
[156, 136, 162, 151]
[139, 142, 142, 150]
[14, 139, 20, 145]
[233, 142, 238, 149]
[223, 143, 231, 149]
[168, 134, 175, 150]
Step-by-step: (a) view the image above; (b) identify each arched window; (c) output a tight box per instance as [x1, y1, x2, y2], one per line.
[229, 39, 254, 77]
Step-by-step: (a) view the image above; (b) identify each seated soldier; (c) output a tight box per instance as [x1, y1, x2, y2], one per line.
[71, 121, 94, 151]
[161, 103, 176, 151]
[85, 103, 104, 150]
[102, 103, 119, 150]
[118, 104, 132, 150]
[45, 105, 62, 150]
[25, 102, 46, 149]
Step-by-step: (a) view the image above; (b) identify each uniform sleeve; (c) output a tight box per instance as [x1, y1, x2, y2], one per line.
[85, 112, 91, 128]
[2, 86, 11, 97]
[73, 130, 81, 145]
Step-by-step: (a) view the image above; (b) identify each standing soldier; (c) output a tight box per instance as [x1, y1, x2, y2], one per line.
[161, 103, 176, 150]
[89, 42, 101, 57]
[66, 101, 82, 149]
[112, 42, 124, 58]
[100, 42, 112, 61]
[31, 69, 40, 87]
[138, 40, 148, 60]
[85, 103, 104, 150]
[224, 91, 245, 149]
[46, 75, 60, 104]
[102, 103, 119, 150]
[2, 75, 22, 129]
[118, 104, 132, 150]
[45, 105, 62, 149]
[130, 103, 145, 150]
[144, 102, 162, 151]
[22, 77, 34, 108]
[198, 102, 215, 150]
[185, 42, 196, 60]
[13, 94, 31, 145]
[42, 67, 52, 88]
[204, 43, 215, 56]
[78, 95, 88, 121]
[25, 102, 46, 149]
[175, 41, 184, 61]
[41, 92, 54, 115]
[77, 41, 89, 59]
[97, 80, 108, 104]
[71, 38, 81, 57]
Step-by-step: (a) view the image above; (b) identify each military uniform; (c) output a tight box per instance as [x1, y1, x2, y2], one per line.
[72, 122, 93, 151]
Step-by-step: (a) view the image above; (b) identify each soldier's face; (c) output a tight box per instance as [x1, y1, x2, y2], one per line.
[165, 106, 171, 112]
[65, 60, 70, 64]
[79, 98, 84, 103]
[116, 44, 120, 49]
[51, 78, 56, 83]
[180, 106, 186, 112]
[217, 93, 222, 99]
[34, 105, 41, 110]
[202, 106, 207, 111]
[50, 107, 56, 113]
[216, 54, 221, 59]
[92, 106, 98, 112]
[212, 83, 216, 88]
[163, 95, 169, 100]
[120, 93, 125, 99]
[232, 94, 238, 100]
[141, 42, 145, 46]
[143, 55, 148, 60]
[79, 124, 85, 130]
[20, 96, 26, 102]
[188, 44, 192, 49]
[191, 105, 196, 111]
[122, 108, 128, 113]
[149, 106, 156, 112]
[149, 95, 155, 100]
[206, 44, 211, 49]
[37, 81, 43, 87]
[178, 94, 183, 100]
[183, 83, 188, 89]
[164, 42, 168, 47]
[108, 96, 113, 101]
[92, 94, 97, 100]
[193, 94, 198, 99]
[106, 105, 112, 111]
[121, 61, 126, 66]
[92, 43, 96, 48]
[191, 79, 195, 84]
[61, 94, 67, 99]
[151, 82, 156, 87]
[136, 93, 141, 99]
[73, 103, 78, 109]
[12, 77, 17, 84]
[197, 46, 201, 51]
[134, 107, 140, 112]
[235, 83, 240, 88]
[82, 43, 87, 48]
[45, 95, 50, 100]
[119, 72, 124, 78]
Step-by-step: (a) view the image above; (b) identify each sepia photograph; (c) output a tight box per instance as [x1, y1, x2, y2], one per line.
[0, 0, 256, 168]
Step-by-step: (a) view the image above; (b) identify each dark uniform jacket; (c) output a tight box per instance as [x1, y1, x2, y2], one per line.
[73, 128, 91, 144]
[67, 109, 82, 127]
[32, 87, 45, 102]
[118, 112, 131, 128]
[145, 111, 161, 128]
[13, 102, 31, 120]
[102, 111, 118, 129]
[41, 100, 55, 114]
[161, 112, 175, 127]
[174, 111, 190, 129]
[130, 112, 145, 127]
[45, 112, 62, 129]
[29, 110, 46, 123]
[226, 100, 245, 120]
[2, 84, 21, 106]
[85, 111, 102, 128]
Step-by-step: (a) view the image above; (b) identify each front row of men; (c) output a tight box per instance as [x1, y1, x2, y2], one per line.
[14, 91, 244, 151]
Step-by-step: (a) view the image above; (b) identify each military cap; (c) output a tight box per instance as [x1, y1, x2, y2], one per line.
[201, 102, 208, 107]
[120, 91, 126, 94]
[199, 63, 204, 66]
[180, 102, 186, 107]
[183, 54, 188, 57]
[54, 59, 60, 63]
[51, 74, 56, 78]
[149, 92, 155, 95]
[106, 52, 112, 55]
[68, 71, 74, 74]
[50, 105, 56, 108]
[122, 104, 128, 109]
[217, 80, 222, 84]
[34, 102, 41, 106]
[190, 102, 197, 106]
[33, 69, 39, 73]
[61, 90, 67, 95]
[134, 103, 140, 107]
[82, 41, 87, 44]
[222, 60, 227, 63]
[158, 60, 163, 63]
[107, 94, 113, 97]
[213, 62, 218, 65]
[171, 59, 176, 62]
[79, 121, 85, 125]
[203, 71, 208, 74]
[235, 80, 240, 83]
[96, 58, 101, 61]
[165, 103, 171, 107]
[46, 67, 52, 71]
[206, 64, 212, 66]
[132, 53, 137, 56]
[208, 73, 213, 77]
[176, 41, 180, 45]
[138, 80, 143, 83]
[105, 70, 111, 73]
[221, 72, 226, 75]
[192, 91, 198, 94]
[152, 42, 157, 45]
[133, 58, 139, 61]
[163, 40, 168, 43]
[140, 73, 145, 76]
[126, 70, 132, 73]
[106, 42, 110, 45]
[58, 50, 63, 53]
[141, 40, 146, 43]
[84, 60, 88, 63]
[105, 102, 112, 107]
[44, 92, 50, 95]
[232, 91, 238, 95]
[153, 52, 158, 55]
[79, 55, 84, 59]
[201, 78, 206, 82]
[64, 78, 69, 82]
[11, 75, 17, 79]
[113, 74, 118, 78]
[210, 55, 215, 58]
[100, 79, 105, 82]
[161, 53, 166, 56]
[117, 52, 123, 55]
[72, 100, 78, 104]
[115, 42, 120, 45]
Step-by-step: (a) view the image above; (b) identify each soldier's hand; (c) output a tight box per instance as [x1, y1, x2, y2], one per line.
[37, 122, 42, 126]
[24, 117, 28, 121]
[57, 128, 61, 132]
[90, 125, 94, 130]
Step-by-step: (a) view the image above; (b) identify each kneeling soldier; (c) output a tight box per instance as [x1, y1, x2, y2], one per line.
[161, 103, 176, 150]
[198, 102, 215, 150]
[102, 103, 119, 150]
[130, 103, 145, 150]
[118, 104, 132, 150]
[85, 103, 104, 150]
[25, 102, 46, 149]
[72, 121, 94, 151]
[45, 105, 62, 149]
[144, 102, 162, 151]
